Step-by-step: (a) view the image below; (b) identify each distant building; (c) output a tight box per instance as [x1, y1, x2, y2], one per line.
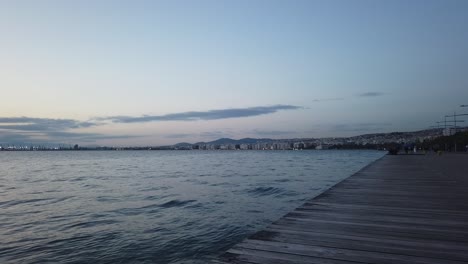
[443, 128, 456, 136]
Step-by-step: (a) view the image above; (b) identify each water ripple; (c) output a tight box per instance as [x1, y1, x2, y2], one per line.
[0, 150, 384, 264]
[159, 199, 197, 208]
[246, 186, 285, 197]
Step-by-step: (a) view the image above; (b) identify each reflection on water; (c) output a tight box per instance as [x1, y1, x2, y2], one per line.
[0, 150, 383, 263]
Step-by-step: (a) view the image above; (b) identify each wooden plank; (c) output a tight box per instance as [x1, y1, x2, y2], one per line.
[223, 249, 361, 264]
[279, 214, 468, 233]
[325, 189, 468, 199]
[303, 202, 468, 216]
[266, 224, 468, 248]
[269, 220, 468, 243]
[305, 198, 468, 210]
[257, 229, 468, 255]
[285, 210, 468, 230]
[281, 214, 468, 233]
[215, 154, 468, 263]
[232, 240, 466, 264]
[250, 230, 468, 262]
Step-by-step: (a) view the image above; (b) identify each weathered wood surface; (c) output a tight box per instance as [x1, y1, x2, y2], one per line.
[215, 153, 468, 264]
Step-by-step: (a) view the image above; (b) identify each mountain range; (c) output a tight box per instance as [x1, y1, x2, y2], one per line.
[172, 128, 448, 147]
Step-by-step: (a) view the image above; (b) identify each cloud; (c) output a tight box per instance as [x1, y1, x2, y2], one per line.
[0, 105, 302, 144]
[0, 130, 140, 145]
[0, 117, 97, 132]
[0, 105, 302, 133]
[0, 116, 142, 145]
[45, 131, 140, 141]
[102, 105, 303, 123]
[357, 92, 385, 97]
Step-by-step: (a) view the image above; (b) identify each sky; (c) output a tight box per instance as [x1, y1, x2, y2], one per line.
[1, 0, 468, 146]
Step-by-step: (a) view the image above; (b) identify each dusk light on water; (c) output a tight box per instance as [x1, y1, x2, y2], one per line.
[1, 150, 383, 263]
[1, 1, 468, 263]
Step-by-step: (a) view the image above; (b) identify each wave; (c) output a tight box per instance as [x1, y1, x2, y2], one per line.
[65, 219, 120, 230]
[159, 199, 197, 208]
[246, 186, 284, 197]
[0, 198, 54, 209]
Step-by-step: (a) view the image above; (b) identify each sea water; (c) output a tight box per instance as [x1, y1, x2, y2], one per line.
[0, 150, 384, 263]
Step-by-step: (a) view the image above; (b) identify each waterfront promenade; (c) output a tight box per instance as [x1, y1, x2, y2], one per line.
[215, 153, 468, 263]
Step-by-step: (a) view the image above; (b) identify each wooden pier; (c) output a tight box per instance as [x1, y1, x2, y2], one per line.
[215, 153, 468, 264]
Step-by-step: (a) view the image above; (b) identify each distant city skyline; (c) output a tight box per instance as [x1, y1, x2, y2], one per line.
[1, 0, 468, 146]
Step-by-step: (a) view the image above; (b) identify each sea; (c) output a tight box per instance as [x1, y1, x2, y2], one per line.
[0, 150, 384, 264]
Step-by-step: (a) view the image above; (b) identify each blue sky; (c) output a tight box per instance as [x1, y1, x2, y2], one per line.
[1, 0, 467, 145]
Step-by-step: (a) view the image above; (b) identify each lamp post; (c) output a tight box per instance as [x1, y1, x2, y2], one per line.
[444, 113, 466, 133]
[436, 120, 463, 129]
[460, 107, 468, 152]
[444, 112, 467, 152]
[436, 119, 465, 151]
[445, 113, 456, 133]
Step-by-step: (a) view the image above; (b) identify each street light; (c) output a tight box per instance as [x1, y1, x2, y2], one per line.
[436, 120, 465, 126]
[461, 105, 468, 107]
